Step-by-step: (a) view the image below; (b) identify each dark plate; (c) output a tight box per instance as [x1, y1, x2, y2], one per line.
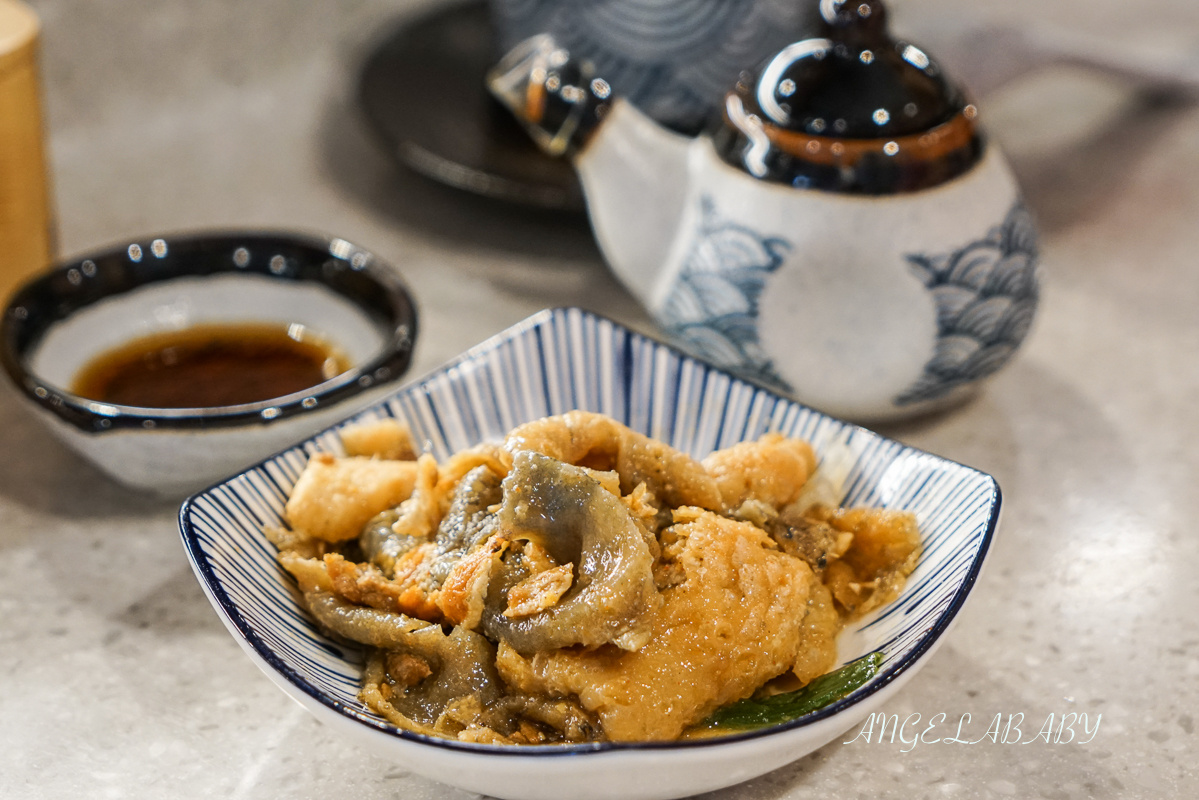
[356, 0, 585, 211]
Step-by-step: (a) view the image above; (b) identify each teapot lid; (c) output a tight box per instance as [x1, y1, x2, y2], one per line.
[713, 0, 984, 193]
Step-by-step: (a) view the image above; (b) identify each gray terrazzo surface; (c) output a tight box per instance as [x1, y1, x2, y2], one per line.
[2, 1, 1197, 798]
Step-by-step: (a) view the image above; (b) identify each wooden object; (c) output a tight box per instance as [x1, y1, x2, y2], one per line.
[0, 0, 53, 304]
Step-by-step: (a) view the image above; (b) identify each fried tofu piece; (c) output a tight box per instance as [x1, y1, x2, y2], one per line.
[285, 453, 419, 542]
[504, 510, 814, 741]
[703, 433, 816, 512]
[339, 418, 418, 461]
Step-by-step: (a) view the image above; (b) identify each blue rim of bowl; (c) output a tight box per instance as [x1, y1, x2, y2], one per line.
[179, 306, 1000, 755]
[0, 231, 418, 433]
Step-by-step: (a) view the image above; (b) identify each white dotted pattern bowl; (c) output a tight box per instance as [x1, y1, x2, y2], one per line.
[1, 231, 417, 496]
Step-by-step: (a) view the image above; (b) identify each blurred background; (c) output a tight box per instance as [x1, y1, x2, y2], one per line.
[27, 0, 1199, 371]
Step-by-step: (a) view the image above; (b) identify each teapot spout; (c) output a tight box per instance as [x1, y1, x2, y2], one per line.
[487, 34, 611, 157]
[489, 35, 697, 303]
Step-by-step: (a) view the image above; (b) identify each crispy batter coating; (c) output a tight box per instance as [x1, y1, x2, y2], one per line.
[505, 411, 723, 511]
[324, 550, 442, 621]
[501, 510, 815, 741]
[503, 562, 575, 619]
[436, 444, 512, 492]
[390, 454, 443, 540]
[277, 552, 333, 594]
[386, 652, 433, 686]
[822, 508, 920, 618]
[391, 445, 512, 542]
[340, 418, 418, 461]
[438, 533, 509, 627]
[285, 454, 418, 542]
[703, 433, 816, 511]
[790, 581, 841, 685]
[275, 413, 922, 744]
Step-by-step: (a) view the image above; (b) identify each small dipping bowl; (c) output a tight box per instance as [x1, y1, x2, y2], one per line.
[0, 231, 418, 495]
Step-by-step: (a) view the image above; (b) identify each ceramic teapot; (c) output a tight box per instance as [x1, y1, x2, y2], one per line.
[489, 0, 1039, 421]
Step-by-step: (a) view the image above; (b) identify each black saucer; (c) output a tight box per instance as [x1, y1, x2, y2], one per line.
[357, 1, 585, 211]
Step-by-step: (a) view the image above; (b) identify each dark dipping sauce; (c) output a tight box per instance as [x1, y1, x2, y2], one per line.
[70, 322, 352, 408]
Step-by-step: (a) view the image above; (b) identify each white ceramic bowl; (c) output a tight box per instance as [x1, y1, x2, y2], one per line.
[179, 307, 999, 800]
[1, 232, 417, 495]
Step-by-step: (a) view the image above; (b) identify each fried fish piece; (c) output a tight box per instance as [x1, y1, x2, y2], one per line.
[499, 509, 815, 741]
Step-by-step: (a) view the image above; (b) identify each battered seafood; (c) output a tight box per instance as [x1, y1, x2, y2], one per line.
[269, 412, 920, 744]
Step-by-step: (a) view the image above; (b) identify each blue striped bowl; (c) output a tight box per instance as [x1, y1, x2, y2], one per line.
[179, 307, 999, 800]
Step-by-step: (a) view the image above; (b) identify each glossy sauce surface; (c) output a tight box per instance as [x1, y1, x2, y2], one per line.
[70, 323, 352, 408]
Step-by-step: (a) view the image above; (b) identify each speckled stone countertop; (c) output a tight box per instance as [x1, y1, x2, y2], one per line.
[2, 1, 1197, 798]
